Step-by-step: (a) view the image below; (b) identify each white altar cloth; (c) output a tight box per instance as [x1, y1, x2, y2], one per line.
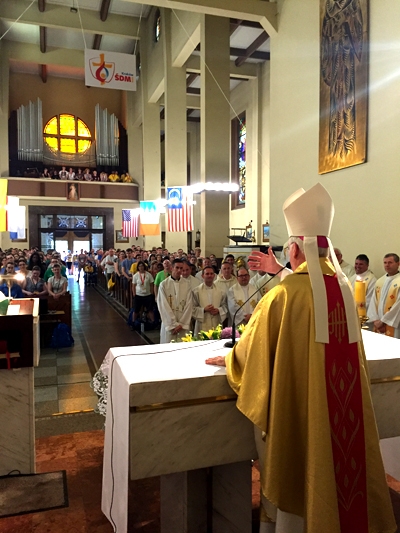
[101, 331, 400, 533]
[101, 340, 230, 533]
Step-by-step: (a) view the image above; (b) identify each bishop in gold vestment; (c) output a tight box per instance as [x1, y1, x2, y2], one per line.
[207, 183, 395, 533]
[225, 259, 394, 533]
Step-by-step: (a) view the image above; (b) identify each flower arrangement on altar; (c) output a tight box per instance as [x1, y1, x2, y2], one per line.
[91, 324, 247, 420]
[90, 368, 108, 418]
[178, 324, 246, 342]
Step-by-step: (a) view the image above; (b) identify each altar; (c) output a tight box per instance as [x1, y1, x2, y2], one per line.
[101, 331, 400, 533]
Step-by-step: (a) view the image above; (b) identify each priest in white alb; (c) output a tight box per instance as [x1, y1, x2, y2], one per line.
[250, 268, 281, 298]
[157, 258, 193, 343]
[206, 183, 395, 533]
[192, 266, 227, 335]
[214, 261, 238, 296]
[348, 254, 376, 309]
[227, 266, 260, 326]
[367, 253, 400, 338]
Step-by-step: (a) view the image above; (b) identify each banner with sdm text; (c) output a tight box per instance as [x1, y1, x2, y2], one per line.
[85, 50, 136, 91]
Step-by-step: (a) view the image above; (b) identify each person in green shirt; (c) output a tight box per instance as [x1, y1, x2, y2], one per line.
[43, 258, 67, 282]
[154, 259, 172, 299]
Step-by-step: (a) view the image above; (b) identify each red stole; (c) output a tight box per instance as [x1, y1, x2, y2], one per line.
[324, 276, 368, 533]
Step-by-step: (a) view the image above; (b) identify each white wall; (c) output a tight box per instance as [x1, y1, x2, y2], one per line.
[229, 66, 270, 245]
[269, 0, 400, 277]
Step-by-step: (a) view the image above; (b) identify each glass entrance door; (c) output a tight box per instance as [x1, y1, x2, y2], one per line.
[73, 240, 90, 254]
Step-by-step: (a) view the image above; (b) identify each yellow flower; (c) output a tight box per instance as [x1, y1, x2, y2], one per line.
[237, 323, 247, 335]
[181, 333, 193, 342]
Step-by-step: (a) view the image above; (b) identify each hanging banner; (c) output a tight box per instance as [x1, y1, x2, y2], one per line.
[122, 209, 140, 238]
[0, 180, 8, 232]
[139, 201, 160, 236]
[167, 186, 194, 232]
[7, 196, 20, 237]
[85, 50, 137, 91]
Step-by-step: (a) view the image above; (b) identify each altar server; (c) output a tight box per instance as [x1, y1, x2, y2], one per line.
[158, 258, 192, 343]
[368, 253, 400, 337]
[206, 183, 395, 533]
[192, 266, 227, 335]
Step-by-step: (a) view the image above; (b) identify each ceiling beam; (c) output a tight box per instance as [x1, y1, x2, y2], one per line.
[159, 94, 200, 110]
[230, 18, 262, 29]
[39, 64, 47, 83]
[230, 48, 270, 61]
[0, 0, 140, 40]
[230, 19, 241, 35]
[121, 0, 278, 34]
[39, 26, 46, 54]
[92, 34, 102, 50]
[195, 44, 269, 62]
[235, 31, 269, 67]
[230, 75, 249, 82]
[186, 55, 258, 79]
[186, 73, 198, 87]
[100, 0, 111, 22]
[38, 0, 45, 13]
[4, 41, 85, 68]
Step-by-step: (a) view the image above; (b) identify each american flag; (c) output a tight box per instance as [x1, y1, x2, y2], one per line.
[167, 186, 193, 232]
[122, 209, 139, 237]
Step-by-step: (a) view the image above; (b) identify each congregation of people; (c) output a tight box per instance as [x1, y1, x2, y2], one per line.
[2, 243, 399, 342]
[78, 243, 400, 343]
[40, 166, 134, 183]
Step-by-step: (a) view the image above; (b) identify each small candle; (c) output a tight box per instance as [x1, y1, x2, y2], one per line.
[354, 279, 366, 317]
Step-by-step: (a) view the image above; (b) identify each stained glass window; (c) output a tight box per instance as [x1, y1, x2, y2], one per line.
[43, 114, 92, 154]
[231, 112, 246, 210]
[154, 9, 161, 43]
[238, 117, 246, 205]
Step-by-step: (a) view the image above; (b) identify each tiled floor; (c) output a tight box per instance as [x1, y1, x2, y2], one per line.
[0, 430, 263, 533]
[34, 275, 147, 432]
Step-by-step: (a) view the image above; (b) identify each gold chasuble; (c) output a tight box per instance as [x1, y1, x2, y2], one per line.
[226, 259, 395, 533]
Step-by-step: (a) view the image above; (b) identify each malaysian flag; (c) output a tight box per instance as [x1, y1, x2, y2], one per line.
[167, 186, 193, 232]
[122, 209, 139, 237]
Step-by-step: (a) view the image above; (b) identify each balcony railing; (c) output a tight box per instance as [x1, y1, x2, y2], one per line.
[5, 177, 139, 202]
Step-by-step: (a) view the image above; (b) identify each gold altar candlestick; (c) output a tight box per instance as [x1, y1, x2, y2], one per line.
[354, 279, 368, 327]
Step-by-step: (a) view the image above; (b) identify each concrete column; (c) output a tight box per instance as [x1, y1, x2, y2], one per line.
[141, 24, 162, 250]
[124, 90, 144, 247]
[0, 44, 9, 250]
[163, 9, 188, 252]
[0, 43, 9, 178]
[188, 122, 201, 239]
[200, 15, 230, 258]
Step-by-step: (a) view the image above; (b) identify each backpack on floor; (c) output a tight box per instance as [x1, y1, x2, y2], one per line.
[50, 323, 74, 349]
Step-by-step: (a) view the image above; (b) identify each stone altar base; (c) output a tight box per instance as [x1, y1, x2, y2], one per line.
[160, 461, 252, 533]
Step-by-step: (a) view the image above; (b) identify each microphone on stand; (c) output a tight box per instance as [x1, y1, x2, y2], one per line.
[224, 266, 286, 348]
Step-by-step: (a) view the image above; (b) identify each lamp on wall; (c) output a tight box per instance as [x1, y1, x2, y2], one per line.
[195, 230, 201, 243]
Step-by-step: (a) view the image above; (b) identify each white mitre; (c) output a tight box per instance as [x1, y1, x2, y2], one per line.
[283, 183, 360, 344]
